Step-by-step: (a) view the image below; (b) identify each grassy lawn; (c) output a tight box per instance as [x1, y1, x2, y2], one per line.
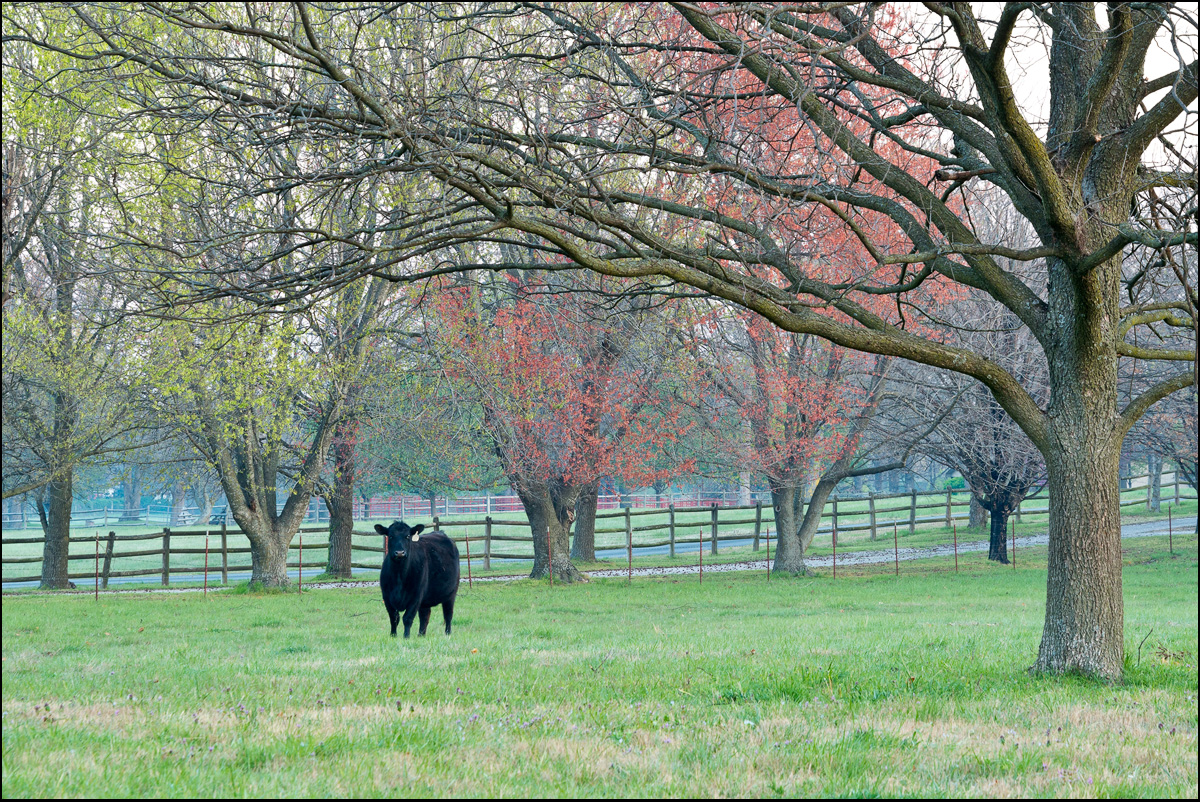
[2, 534, 1195, 797]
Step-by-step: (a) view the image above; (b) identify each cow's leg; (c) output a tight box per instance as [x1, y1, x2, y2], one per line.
[386, 602, 400, 637]
[401, 605, 419, 638]
[442, 597, 455, 635]
[418, 606, 432, 636]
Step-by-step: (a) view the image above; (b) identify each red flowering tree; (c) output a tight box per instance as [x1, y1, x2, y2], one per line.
[433, 280, 691, 582]
[684, 305, 914, 573]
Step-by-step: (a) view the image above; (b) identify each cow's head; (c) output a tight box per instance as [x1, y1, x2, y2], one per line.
[375, 521, 426, 561]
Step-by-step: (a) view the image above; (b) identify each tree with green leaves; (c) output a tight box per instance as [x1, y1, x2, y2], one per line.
[6, 2, 1195, 678]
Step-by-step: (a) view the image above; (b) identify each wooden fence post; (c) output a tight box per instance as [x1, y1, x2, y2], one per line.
[753, 500, 762, 551]
[668, 503, 676, 558]
[1146, 474, 1153, 510]
[484, 516, 492, 571]
[908, 488, 917, 536]
[1015, 498, 1022, 523]
[101, 531, 116, 588]
[161, 527, 171, 586]
[625, 507, 632, 582]
[710, 503, 718, 555]
[463, 536, 473, 588]
[868, 491, 877, 541]
[832, 521, 837, 579]
[945, 490, 952, 528]
[831, 496, 839, 536]
[1174, 475, 1179, 504]
[220, 520, 228, 585]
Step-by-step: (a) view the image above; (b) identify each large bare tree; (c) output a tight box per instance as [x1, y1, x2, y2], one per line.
[5, 3, 1195, 678]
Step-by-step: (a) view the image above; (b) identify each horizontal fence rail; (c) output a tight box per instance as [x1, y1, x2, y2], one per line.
[3, 473, 1195, 588]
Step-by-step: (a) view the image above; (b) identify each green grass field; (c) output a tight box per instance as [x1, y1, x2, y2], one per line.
[2, 534, 1196, 797]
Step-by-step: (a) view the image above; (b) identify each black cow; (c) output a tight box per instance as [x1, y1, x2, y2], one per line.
[376, 520, 460, 638]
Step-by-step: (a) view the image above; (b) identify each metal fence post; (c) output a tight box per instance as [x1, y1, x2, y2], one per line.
[753, 500, 762, 551]
[893, 521, 898, 576]
[161, 527, 171, 586]
[953, 522, 958, 572]
[765, 525, 770, 582]
[220, 520, 229, 585]
[668, 503, 676, 558]
[1011, 517, 1016, 568]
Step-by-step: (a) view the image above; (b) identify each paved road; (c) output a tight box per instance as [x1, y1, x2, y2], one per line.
[6, 518, 1190, 594]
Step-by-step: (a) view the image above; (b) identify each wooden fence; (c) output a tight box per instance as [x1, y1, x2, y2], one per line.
[2, 473, 1194, 587]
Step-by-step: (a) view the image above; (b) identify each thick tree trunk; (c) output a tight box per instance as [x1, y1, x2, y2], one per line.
[191, 487, 215, 526]
[737, 470, 752, 506]
[171, 479, 187, 525]
[226, 503, 299, 589]
[987, 508, 1009, 564]
[793, 477, 840, 574]
[1034, 439, 1123, 679]
[39, 469, 74, 589]
[520, 482, 585, 582]
[324, 428, 356, 578]
[248, 531, 290, 588]
[326, 495, 354, 577]
[969, 494, 989, 529]
[571, 478, 599, 561]
[121, 465, 142, 521]
[769, 484, 804, 573]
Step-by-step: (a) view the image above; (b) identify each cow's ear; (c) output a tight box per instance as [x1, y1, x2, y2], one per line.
[411, 524, 425, 535]
[374, 524, 388, 535]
